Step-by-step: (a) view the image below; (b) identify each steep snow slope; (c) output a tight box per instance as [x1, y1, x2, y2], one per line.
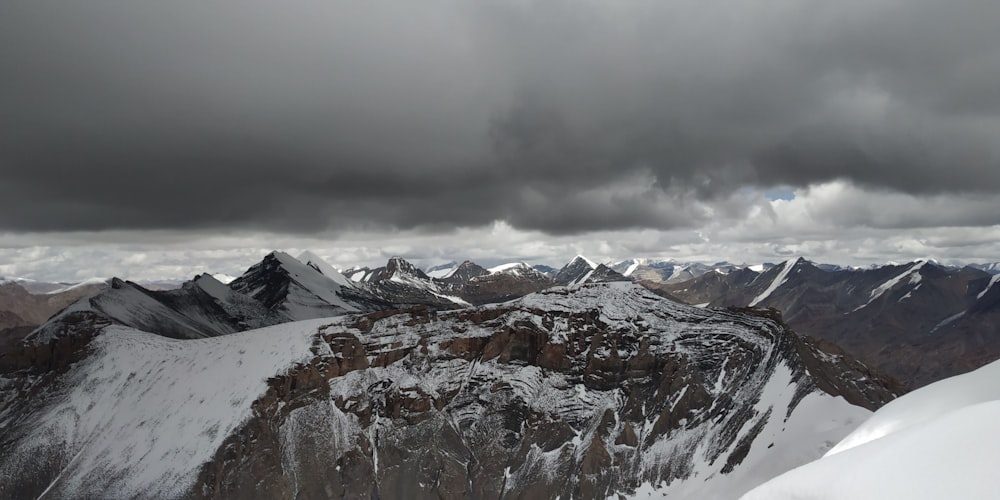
[0, 319, 333, 499]
[298, 250, 354, 288]
[743, 359, 1000, 500]
[827, 358, 1000, 456]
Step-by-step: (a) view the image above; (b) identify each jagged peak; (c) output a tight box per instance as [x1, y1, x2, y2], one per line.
[571, 254, 598, 269]
[385, 256, 428, 279]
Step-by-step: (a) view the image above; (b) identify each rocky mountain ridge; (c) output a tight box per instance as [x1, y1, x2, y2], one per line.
[651, 257, 1000, 387]
[0, 282, 896, 499]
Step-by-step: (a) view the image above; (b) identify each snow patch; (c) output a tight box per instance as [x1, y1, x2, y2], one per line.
[211, 273, 237, 284]
[42, 277, 109, 294]
[977, 273, 1000, 300]
[855, 261, 926, 311]
[748, 259, 798, 307]
[623, 262, 641, 277]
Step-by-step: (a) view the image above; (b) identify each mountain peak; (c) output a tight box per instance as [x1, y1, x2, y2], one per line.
[586, 264, 631, 283]
[385, 256, 426, 279]
[572, 254, 598, 268]
[441, 260, 489, 283]
[555, 255, 599, 284]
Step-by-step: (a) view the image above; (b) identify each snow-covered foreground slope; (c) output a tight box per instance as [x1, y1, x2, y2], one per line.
[0, 319, 332, 499]
[629, 372, 870, 499]
[0, 283, 893, 499]
[742, 359, 1000, 500]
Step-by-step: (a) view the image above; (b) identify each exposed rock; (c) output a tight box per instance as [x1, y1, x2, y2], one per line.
[0, 283, 896, 499]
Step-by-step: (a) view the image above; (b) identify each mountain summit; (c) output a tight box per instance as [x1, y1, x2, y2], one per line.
[554, 255, 598, 285]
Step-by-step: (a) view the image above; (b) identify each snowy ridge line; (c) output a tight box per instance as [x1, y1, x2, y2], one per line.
[854, 261, 926, 311]
[575, 254, 598, 269]
[977, 273, 1000, 300]
[748, 258, 798, 307]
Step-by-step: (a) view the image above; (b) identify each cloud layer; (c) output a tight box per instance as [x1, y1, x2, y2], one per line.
[3, 0, 999, 237]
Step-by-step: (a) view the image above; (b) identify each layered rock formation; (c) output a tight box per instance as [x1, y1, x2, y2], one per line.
[0, 283, 895, 499]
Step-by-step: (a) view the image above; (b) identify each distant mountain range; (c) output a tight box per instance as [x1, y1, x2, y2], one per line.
[5, 253, 1000, 390]
[648, 257, 1000, 387]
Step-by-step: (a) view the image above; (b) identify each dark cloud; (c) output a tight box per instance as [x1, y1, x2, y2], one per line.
[1, 0, 999, 235]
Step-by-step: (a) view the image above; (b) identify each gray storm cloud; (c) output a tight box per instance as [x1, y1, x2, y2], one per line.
[1, 0, 999, 234]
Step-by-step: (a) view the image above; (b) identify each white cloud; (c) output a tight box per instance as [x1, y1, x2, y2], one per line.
[3, 181, 1000, 282]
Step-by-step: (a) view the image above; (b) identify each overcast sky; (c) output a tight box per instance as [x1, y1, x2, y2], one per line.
[2, 0, 1000, 281]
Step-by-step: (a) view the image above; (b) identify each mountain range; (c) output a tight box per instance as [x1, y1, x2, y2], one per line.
[649, 257, 1000, 387]
[0, 251, 997, 498]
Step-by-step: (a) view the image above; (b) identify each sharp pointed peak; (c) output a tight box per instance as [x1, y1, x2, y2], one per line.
[570, 254, 598, 268]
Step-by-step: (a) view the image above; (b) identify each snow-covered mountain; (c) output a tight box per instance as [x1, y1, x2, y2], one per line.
[554, 255, 598, 285]
[0, 282, 896, 499]
[439, 260, 489, 283]
[229, 251, 379, 320]
[743, 358, 1000, 500]
[29, 274, 285, 343]
[586, 263, 630, 283]
[355, 256, 473, 308]
[610, 258, 746, 283]
[457, 262, 554, 305]
[17, 252, 570, 351]
[487, 261, 548, 279]
[424, 261, 459, 279]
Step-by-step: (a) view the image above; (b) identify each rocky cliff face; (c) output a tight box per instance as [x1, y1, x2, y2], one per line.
[0, 283, 894, 499]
